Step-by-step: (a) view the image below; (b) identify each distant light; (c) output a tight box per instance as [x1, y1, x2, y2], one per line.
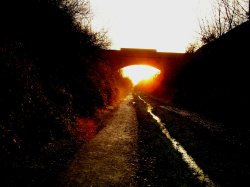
[121, 65, 160, 85]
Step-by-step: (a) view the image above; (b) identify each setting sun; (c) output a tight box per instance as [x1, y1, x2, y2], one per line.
[121, 65, 161, 85]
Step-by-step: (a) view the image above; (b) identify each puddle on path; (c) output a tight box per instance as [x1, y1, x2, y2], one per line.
[138, 96, 216, 186]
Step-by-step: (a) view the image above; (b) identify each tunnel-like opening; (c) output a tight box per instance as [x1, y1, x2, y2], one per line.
[120, 65, 161, 86]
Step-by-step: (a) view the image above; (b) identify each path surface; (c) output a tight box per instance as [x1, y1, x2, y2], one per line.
[58, 94, 138, 187]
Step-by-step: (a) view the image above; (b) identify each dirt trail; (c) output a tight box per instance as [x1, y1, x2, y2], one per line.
[58, 94, 138, 187]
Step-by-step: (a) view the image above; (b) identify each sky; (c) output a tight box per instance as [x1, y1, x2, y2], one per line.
[89, 0, 213, 52]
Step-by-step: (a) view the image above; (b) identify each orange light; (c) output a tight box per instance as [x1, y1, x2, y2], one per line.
[121, 65, 160, 85]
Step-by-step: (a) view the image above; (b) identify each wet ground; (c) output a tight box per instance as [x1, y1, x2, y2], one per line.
[138, 96, 216, 186]
[57, 94, 205, 187]
[4, 91, 249, 186]
[139, 93, 250, 186]
[55, 93, 250, 186]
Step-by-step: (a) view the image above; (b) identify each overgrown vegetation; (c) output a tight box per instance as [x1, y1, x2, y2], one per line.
[174, 21, 250, 127]
[0, 0, 131, 185]
[186, 0, 249, 53]
[170, 2, 250, 127]
[199, 0, 249, 44]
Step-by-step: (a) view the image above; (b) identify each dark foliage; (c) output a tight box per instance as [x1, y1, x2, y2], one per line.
[173, 21, 250, 128]
[0, 0, 128, 185]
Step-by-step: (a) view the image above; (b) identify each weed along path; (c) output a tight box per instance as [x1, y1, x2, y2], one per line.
[57, 94, 138, 187]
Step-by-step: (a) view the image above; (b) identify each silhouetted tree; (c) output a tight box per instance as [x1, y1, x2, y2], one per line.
[185, 42, 200, 53]
[199, 0, 249, 44]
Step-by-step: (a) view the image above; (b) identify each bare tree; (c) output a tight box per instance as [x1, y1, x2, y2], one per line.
[185, 41, 200, 53]
[61, 0, 93, 27]
[199, 0, 249, 44]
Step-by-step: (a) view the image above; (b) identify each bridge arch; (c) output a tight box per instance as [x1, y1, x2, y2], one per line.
[102, 48, 186, 73]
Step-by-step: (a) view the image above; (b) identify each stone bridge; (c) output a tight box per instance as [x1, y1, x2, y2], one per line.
[102, 48, 186, 74]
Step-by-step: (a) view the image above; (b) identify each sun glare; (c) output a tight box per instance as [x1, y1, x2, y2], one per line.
[121, 65, 161, 85]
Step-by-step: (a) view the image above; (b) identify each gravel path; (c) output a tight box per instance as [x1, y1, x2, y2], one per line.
[58, 94, 138, 187]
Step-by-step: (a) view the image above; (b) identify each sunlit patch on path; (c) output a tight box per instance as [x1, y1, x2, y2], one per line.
[138, 96, 216, 186]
